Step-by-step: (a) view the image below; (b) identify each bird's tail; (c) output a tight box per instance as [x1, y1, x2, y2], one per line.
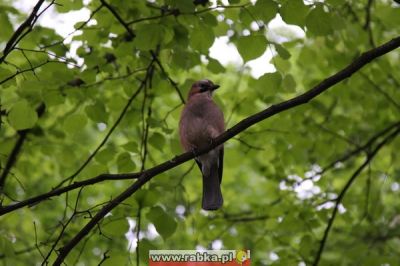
[202, 163, 223, 211]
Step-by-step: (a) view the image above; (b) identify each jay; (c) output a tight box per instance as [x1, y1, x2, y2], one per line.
[179, 79, 225, 210]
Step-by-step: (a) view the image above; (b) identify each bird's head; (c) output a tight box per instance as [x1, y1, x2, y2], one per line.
[188, 79, 220, 100]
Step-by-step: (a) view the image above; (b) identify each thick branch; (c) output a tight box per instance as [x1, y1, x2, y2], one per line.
[312, 127, 400, 266]
[53, 36, 400, 265]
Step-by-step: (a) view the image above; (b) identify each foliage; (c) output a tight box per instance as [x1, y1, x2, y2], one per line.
[0, 0, 400, 265]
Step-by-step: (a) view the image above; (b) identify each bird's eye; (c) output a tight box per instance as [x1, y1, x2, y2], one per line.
[199, 84, 208, 92]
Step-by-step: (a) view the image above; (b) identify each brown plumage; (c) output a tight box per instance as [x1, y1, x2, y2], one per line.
[179, 79, 225, 210]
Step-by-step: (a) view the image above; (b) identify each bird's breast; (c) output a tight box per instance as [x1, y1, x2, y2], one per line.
[179, 96, 224, 151]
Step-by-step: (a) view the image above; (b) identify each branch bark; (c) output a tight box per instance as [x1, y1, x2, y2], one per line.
[53, 36, 400, 265]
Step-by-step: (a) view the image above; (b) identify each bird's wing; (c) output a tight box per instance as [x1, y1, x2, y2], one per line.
[218, 148, 224, 184]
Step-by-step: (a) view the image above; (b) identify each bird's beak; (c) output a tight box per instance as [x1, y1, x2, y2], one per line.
[211, 84, 220, 91]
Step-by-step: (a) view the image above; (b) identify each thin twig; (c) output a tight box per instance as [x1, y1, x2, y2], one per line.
[316, 120, 400, 177]
[0, 60, 78, 86]
[41, 188, 84, 265]
[0, 172, 140, 215]
[312, 127, 400, 266]
[360, 72, 400, 111]
[0, 104, 45, 190]
[151, 51, 185, 104]
[54, 60, 155, 189]
[127, 4, 251, 25]
[363, 0, 375, 47]
[0, 0, 47, 64]
[100, 0, 135, 38]
[136, 205, 142, 266]
[41, 5, 103, 49]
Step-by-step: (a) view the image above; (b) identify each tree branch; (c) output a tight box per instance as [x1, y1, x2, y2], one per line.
[100, 0, 135, 39]
[127, 4, 251, 25]
[0, 103, 45, 190]
[54, 60, 155, 189]
[0, 60, 79, 86]
[150, 51, 185, 104]
[0, 172, 140, 215]
[360, 72, 400, 111]
[41, 4, 103, 49]
[53, 36, 400, 265]
[0, 0, 53, 64]
[314, 120, 400, 178]
[312, 126, 400, 266]
[363, 0, 375, 47]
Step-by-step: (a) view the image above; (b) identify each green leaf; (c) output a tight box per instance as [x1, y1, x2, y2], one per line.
[139, 239, 157, 263]
[236, 35, 267, 62]
[146, 206, 177, 239]
[55, 0, 83, 13]
[63, 114, 87, 135]
[305, 5, 333, 36]
[117, 152, 136, 172]
[102, 218, 129, 237]
[122, 141, 139, 153]
[85, 102, 108, 123]
[282, 74, 296, 92]
[327, 0, 346, 6]
[0, 12, 13, 41]
[96, 146, 116, 164]
[280, 0, 309, 26]
[134, 189, 159, 207]
[257, 72, 282, 90]
[207, 58, 225, 73]
[135, 24, 174, 50]
[275, 43, 291, 60]
[249, 0, 278, 23]
[149, 132, 166, 151]
[42, 90, 64, 107]
[7, 100, 38, 130]
[0, 66, 14, 81]
[0, 236, 14, 257]
[168, 0, 195, 12]
[190, 25, 215, 54]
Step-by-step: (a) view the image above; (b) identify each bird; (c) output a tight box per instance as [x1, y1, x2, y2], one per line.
[179, 79, 225, 211]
